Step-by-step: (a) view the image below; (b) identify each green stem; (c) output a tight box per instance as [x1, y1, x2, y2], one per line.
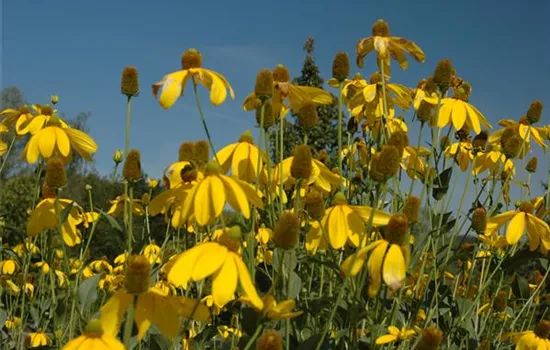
[337, 82, 344, 185]
[243, 324, 264, 350]
[315, 281, 346, 350]
[0, 134, 16, 177]
[123, 297, 136, 347]
[192, 82, 219, 162]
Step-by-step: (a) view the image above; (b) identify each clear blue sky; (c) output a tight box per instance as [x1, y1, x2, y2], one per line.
[1, 0, 549, 197]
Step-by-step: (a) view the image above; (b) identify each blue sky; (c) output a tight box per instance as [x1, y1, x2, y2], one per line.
[1, 0, 549, 199]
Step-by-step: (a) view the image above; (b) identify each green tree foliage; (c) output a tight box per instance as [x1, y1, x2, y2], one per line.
[279, 37, 339, 162]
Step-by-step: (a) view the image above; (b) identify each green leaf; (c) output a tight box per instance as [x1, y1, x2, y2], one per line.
[59, 200, 75, 225]
[99, 209, 123, 232]
[0, 309, 7, 329]
[298, 334, 325, 350]
[78, 274, 100, 308]
[514, 275, 530, 300]
[288, 271, 302, 299]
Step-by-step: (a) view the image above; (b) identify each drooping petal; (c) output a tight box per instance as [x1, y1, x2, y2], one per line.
[340, 240, 384, 277]
[376, 334, 398, 345]
[506, 213, 525, 245]
[234, 254, 263, 310]
[54, 127, 71, 157]
[220, 175, 250, 218]
[99, 290, 134, 336]
[215, 143, 237, 173]
[212, 254, 238, 307]
[382, 244, 406, 291]
[167, 243, 209, 288]
[451, 100, 467, 131]
[191, 243, 228, 281]
[65, 128, 98, 160]
[485, 211, 517, 234]
[351, 205, 391, 226]
[327, 206, 347, 249]
[367, 241, 389, 297]
[38, 127, 57, 158]
[155, 70, 189, 109]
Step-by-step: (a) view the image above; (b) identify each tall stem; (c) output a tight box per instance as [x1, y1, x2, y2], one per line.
[337, 82, 344, 185]
[0, 134, 16, 177]
[192, 82, 219, 162]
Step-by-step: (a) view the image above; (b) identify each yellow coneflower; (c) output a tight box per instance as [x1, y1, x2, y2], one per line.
[152, 48, 235, 108]
[26, 332, 52, 348]
[444, 141, 473, 172]
[178, 161, 263, 226]
[215, 130, 266, 183]
[0, 259, 19, 275]
[489, 119, 547, 151]
[166, 234, 264, 310]
[143, 243, 162, 264]
[0, 105, 34, 133]
[486, 201, 550, 250]
[62, 319, 124, 350]
[100, 255, 209, 340]
[505, 320, 550, 350]
[274, 155, 342, 194]
[341, 214, 410, 296]
[376, 326, 416, 345]
[401, 146, 431, 180]
[107, 195, 145, 217]
[356, 19, 425, 75]
[4, 316, 21, 330]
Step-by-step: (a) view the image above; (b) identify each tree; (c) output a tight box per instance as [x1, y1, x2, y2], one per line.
[0, 87, 28, 179]
[279, 37, 340, 163]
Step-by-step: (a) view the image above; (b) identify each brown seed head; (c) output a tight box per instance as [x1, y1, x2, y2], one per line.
[500, 128, 517, 146]
[471, 207, 487, 234]
[297, 102, 319, 128]
[535, 320, 550, 339]
[476, 340, 491, 350]
[193, 140, 210, 167]
[424, 77, 438, 95]
[178, 142, 195, 162]
[238, 130, 255, 144]
[502, 135, 522, 159]
[181, 48, 203, 69]
[417, 100, 435, 123]
[369, 72, 383, 85]
[121, 66, 139, 97]
[256, 329, 283, 350]
[19, 105, 30, 114]
[403, 196, 421, 222]
[519, 201, 534, 214]
[124, 255, 150, 295]
[369, 145, 400, 182]
[273, 65, 290, 83]
[273, 212, 300, 250]
[387, 131, 409, 157]
[455, 125, 470, 141]
[256, 101, 275, 128]
[372, 19, 390, 37]
[453, 82, 472, 101]
[347, 117, 358, 134]
[316, 149, 329, 165]
[45, 158, 66, 189]
[123, 149, 142, 181]
[41, 183, 56, 198]
[305, 190, 325, 220]
[41, 105, 54, 116]
[526, 157, 538, 173]
[472, 131, 488, 149]
[332, 52, 350, 82]
[385, 214, 409, 245]
[291, 145, 313, 179]
[180, 164, 198, 183]
[255, 69, 274, 100]
[415, 327, 443, 350]
[526, 100, 543, 124]
[433, 59, 455, 93]
[493, 291, 508, 312]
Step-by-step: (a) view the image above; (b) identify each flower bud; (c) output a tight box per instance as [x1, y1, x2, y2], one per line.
[519, 201, 534, 214]
[291, 145, 313, 179]
[372, 19, 390, 37]
[403, 196, 421, 223]
[123, 149, 142, 181]
[526, 157, 538, 173]
[179, 142, 195, 162]
[273, 212, 300, 250]
[256, 329, 283, 350]
[254, 69, 274, 101]
[297, 103, 319, 128]
[193, 140, 210, 167]
[433, 59, 455, 94]
[50, 95, 59, 105]
[387, 131, 409, 157]
[113, 149, 123, 165]
[526, 100, 543, 124]
[453, 82, 472, 101]
[238, 130, 255, 144]
[471, 207, 487, 234]
[45, 158, 66, 189]
[121, 66, 139, 97]
[124, 255, 150, 295]
[415, 327, 443, 350]
[41, 105, 54, 116]
[332, 52, 350, 82]
[273, 65, 290, 83]
[535, 320, 550, 339]
[369, 145, 400, 182]
[181, 48, 203, 70]
[305, 190, 325, 220]
[256, 101, 275, 128]
[385, 214, 409, 245]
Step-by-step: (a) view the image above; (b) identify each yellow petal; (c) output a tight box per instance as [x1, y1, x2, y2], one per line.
[99, 290, 134, 336]
[351, 205, 391, 226]
[65, 128, 98, 160]
[506, 213, 525, 245]
[382, 244, 406, 291]
[438, 99, 455, 128]
[38, 127, 56, 158]
[191, 243, 228, 281]
[220, 175, 250, 218]
[216, 143, 237, 173]
[234, 253, 263, 310]
[212, 254, 238, 307]
[156, 71, 189, 109]
[375, 334, 397, 345]
[167, 243, 209, 288]
[327, 206, 347, 249]
[486, 211, 516, 234]
[340, 241, 384, 277]
[451, 100, 467, 131]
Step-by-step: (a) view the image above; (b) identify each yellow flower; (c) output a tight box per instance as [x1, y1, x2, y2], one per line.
[436, 98, 491, 134]
[0, 138, 7, 156]
[472, 144, 515, 175]
[0, 105, 34, 133]
[308, 193, 391, 249]
[62, 319, 124, 350]
[179, 162, 263, 226]
[356, 19, 425, 75]
[152, 48, 234, 109]
[217, 325, 243, 340]
[149, 181, 194, 228]
[274, 156, 342, 194]
[100, 266, 209, 340]
[444, 141, 473, 172]
[33, 261, 51, 275]
[243, 65, 332, 116]
[506, 320, 550, 350]
[0, 259, 19, 275]
[27, 197, 85, 246]
[215, 130, 267, 183]
[167, 241, 264, 310]
[143, 243, 162, 264]
[256, 227, 273, 245]
[489, 119, 547, 150]
[22, 114, 97, 163]
[26, 332, 52, 348]
[261, 295, 303, 320]
[486, 201, 550, 250]
[401, 146, 431, 180]
[13, 240, 40, 257]
[89, 259, 113, 274]
[375, 326, 416, 344]
[4, 316, 22, 330]
[107, 195, 145, 217]
[478, 234, 508, 256]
